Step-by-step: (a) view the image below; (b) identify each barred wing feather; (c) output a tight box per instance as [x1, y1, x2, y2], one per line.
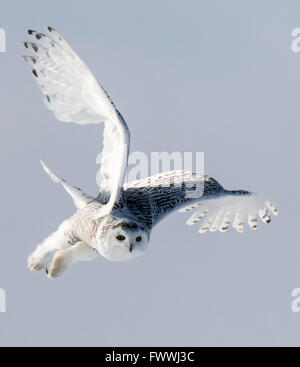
[124, 171, 278, 233]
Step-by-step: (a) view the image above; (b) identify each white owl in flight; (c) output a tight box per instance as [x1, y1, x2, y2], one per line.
[23, 27, 278, 278]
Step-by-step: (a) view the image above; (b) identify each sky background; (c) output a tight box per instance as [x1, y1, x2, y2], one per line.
[0, 0, 300, 346]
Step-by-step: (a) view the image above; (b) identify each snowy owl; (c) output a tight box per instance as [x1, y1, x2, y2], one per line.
[23, 27, 278, 279]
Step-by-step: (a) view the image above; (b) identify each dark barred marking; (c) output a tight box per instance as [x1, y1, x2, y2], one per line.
[113, 222, 139, 232]
[32, 44, 38, 52]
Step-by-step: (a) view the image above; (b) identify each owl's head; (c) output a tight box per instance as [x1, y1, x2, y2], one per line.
[96, 217, 149, 261]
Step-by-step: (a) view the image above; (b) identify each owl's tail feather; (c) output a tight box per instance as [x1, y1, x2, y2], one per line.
[40, 161, 95, 209]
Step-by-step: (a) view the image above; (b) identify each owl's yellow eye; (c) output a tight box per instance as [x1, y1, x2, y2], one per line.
[116, 235, 125, 241]
[136, 236, 142, 242]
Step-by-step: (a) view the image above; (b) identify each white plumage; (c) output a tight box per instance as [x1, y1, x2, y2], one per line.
[23, 27, 129, 214]
[23, 27, 278, 279]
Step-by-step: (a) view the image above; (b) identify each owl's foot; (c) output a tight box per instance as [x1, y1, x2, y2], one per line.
[28, 219, 72, 273]
[28, 250, 53, 271]
[47, 242, 98, 279]
[48, 250, 72, 279]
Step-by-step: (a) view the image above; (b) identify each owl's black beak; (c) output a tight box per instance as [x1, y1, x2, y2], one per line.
[129, 244, 132, 252]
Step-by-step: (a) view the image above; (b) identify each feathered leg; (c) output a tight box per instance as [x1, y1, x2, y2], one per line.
[28, 220, 71, 271]
[48, 241, 98, 279]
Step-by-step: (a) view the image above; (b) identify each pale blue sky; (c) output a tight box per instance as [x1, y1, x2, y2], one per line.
[0, 0, 299, 346]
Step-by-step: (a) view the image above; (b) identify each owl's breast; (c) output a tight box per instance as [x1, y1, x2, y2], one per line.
[68, 201, 105, 245]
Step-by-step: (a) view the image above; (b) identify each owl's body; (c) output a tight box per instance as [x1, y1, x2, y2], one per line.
[24, 27, 278, 278]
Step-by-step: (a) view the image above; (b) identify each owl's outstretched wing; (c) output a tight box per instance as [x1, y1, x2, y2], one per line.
[23, 27, 129, 213]
[123, 171, 278, 233]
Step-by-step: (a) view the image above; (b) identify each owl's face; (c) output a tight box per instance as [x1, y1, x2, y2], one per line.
[97, 221, 149, 261]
